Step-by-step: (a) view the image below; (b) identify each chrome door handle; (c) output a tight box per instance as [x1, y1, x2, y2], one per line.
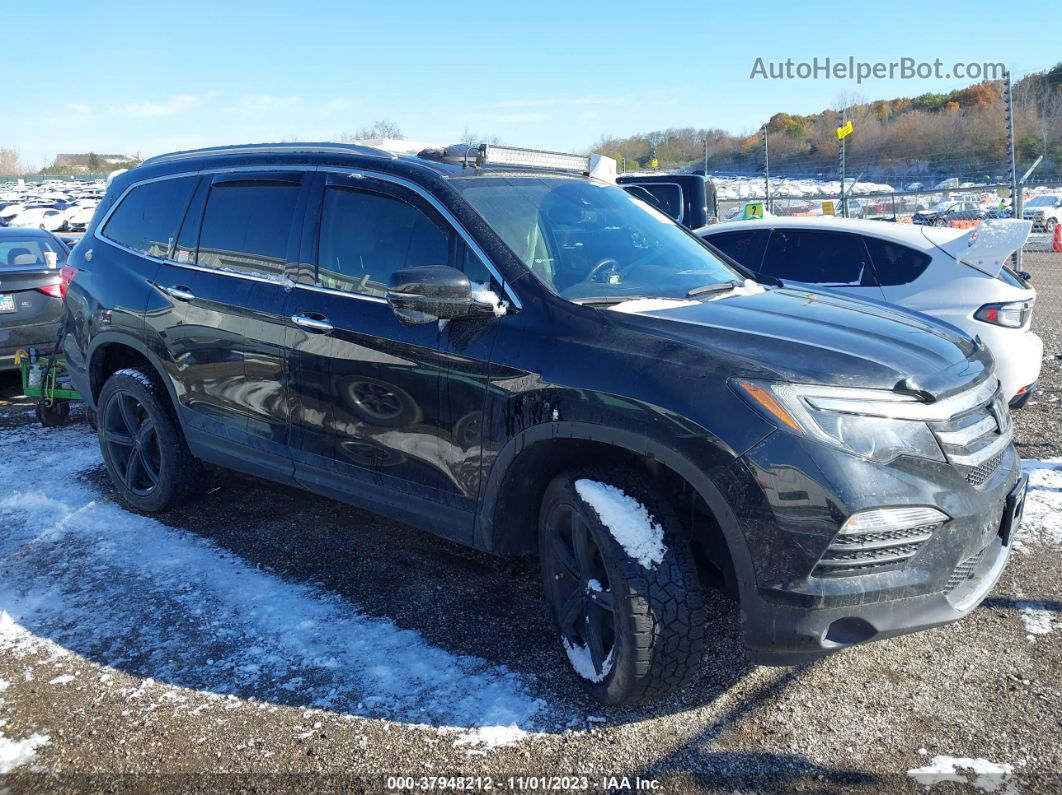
[291, 313, 333, 333]
[163, 285, 195, 302]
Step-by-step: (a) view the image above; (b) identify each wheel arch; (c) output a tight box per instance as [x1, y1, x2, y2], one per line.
[475, 422, 756, 593]
[87, 333, 181, 423]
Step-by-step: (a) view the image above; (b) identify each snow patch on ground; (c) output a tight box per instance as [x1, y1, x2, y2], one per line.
[1018, 603, 1057, 638]
[47, 674, 74, 685]
[0, 728, 49, 774]
[1016, 459, 1062, 549]
[0, 423, 556, 743]
[908, 755, 1016, 793]
[454, 724, 528, 749]
[574, 480, 666, 568]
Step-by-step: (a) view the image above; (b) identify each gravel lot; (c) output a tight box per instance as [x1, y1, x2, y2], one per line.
[0, 261, 1059, 793]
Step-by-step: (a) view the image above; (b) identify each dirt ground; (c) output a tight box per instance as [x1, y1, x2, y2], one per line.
[0, 291, 1059, 793]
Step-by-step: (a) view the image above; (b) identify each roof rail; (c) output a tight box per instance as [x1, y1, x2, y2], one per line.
[139, 142, 397, 167]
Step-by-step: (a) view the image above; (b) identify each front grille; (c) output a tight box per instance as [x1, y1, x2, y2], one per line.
[928, 385, 1011, 478]
[945, 548, 986, 593]
[962, 449, 1006, 488]
[814, 522, 942, 577]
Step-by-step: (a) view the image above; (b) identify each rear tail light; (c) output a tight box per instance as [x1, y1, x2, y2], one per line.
[974, 301, 1031, 328]
[59, 265, 78, 299]
[36, 283, 63, 298]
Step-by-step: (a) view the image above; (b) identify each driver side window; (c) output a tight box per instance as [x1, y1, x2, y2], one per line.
[317, 186, 494, 296]
[318, 187, 449, 297]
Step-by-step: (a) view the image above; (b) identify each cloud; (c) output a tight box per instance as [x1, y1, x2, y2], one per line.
[123, 94, 203, 117]
[579, 111, 599, 121]
[68, 103, 92, 115]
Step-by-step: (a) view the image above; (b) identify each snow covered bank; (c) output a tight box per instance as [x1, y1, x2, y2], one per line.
[0, 423, 553, 744]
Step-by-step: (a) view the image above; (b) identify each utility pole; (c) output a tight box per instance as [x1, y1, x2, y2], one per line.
[839, 107, 848, 218]
[762, 125, 771, 212]
[1004, 70, 1021, 269]
[704, 135, 708, 179]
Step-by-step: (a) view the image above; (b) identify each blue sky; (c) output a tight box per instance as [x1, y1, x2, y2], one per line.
[4, 0, 1057, 165]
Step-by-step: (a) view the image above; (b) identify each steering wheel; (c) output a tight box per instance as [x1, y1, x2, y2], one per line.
[587, 257, 622, 284]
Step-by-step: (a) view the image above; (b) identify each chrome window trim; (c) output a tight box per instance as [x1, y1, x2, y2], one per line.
[293, 282, 388, 304]
[93, 165, 522, 310]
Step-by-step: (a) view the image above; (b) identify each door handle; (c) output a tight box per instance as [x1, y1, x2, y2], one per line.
[291, 313, 333, 333]
[163, 285, 195, 302]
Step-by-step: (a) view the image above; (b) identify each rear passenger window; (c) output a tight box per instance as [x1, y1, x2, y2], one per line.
[197, 181, 299, 278]
[704, 229, 770, 271]
[762, 229, 871, 285]
[862, 236, 932, 286]
[317, 187, 450, 297]
[101, 177, 198, 258]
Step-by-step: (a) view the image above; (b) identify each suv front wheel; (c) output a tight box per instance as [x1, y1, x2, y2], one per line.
[97, 368, 208, 512]
[539, 468, 706, 705]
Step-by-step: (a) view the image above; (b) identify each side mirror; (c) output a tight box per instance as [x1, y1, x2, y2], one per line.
[387, 265, 491, 325]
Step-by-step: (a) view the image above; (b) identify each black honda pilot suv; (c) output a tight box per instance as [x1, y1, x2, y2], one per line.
[62, 142, 1027, 705]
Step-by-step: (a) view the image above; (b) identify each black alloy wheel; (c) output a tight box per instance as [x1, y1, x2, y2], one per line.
[102, 390, 162, 497]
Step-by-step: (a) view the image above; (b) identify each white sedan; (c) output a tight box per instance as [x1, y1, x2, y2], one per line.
[699, 216, 1042, 407]
[8, 207, 67, 232]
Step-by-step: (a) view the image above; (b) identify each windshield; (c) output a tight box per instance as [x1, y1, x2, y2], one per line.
[1026, 195, 1058, 207]
[452, 176, 739, 301]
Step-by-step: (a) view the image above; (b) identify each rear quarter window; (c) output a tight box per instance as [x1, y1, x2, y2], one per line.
[101, 177, 198, 258]
[862, 236, 932, 286]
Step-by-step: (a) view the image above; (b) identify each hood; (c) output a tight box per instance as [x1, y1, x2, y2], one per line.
[607, 287, 989, 398]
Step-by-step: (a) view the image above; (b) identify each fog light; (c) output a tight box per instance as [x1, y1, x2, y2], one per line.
[840, 507, 949, 535]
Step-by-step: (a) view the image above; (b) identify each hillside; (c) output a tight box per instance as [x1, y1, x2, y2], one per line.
[592, 63, 1062, 183]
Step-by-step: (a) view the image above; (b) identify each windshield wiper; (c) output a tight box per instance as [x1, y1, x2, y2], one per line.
[572, 296, 650, 306]
[686, 280, 740, 298]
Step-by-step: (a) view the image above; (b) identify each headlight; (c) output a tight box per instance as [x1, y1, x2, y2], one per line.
[974, 301, 1031, 328]
[733, 380, 945, 464]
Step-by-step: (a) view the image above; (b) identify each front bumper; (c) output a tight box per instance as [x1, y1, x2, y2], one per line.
[744, 527, 1016, 665]
[730, 430, 1023, 665]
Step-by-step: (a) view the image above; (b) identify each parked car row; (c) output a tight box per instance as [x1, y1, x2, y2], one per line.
[59, 141, 1028, 706]
[0, 177, 106, 231]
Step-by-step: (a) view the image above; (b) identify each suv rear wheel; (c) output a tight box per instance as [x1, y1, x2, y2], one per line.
[539, 468, 706, 705]
[97, 368, 208, 512]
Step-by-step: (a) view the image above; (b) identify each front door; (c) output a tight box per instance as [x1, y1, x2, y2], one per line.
[287, 173, 501, 540]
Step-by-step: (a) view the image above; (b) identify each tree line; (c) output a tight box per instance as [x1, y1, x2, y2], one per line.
[591, 63, 1062, 182]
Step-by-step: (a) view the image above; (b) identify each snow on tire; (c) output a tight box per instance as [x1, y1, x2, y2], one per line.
[538, 467, 706, 705]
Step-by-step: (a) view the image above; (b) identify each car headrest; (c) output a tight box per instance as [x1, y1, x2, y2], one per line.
[7, 247, 34, 265]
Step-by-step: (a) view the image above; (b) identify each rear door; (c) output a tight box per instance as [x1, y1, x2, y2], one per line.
[146, 173, 303, 480]
[759, 228, 884, 300]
